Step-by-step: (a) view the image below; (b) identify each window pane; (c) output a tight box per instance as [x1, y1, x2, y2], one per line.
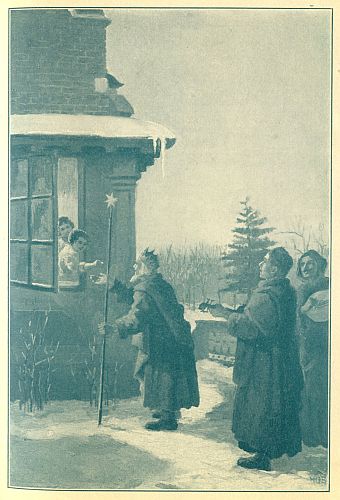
[11, 159, 28, 198]
[32, 199, 52, 240]
[10, 243, 28, 282]
[31, 156, 53, 196]
[58, 158, 78, 228]
[10, 200, 28, 239]
[31, 245, 53, 286]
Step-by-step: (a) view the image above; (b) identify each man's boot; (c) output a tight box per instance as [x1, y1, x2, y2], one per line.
[145, 410, 178, 431]
[237, 453, 271, 471]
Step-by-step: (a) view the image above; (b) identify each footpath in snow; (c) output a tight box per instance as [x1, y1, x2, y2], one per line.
[9, 360, 328, 491]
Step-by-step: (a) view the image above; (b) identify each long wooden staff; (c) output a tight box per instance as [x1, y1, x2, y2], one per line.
[98, 193, 118, 426]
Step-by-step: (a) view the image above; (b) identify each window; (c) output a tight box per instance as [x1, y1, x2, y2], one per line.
[10, 156, 57, 289]
[10, 155, 83, 291]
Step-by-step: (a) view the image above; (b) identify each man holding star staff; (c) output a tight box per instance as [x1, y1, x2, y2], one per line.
[97, 248, 200, 431]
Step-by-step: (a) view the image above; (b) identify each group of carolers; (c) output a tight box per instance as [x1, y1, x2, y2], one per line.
[58, 216, 329, 472]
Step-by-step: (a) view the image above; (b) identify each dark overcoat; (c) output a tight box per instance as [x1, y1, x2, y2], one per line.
[297, 276, 329, 448]
[115, 273, 200, 412]
[226, 278, 303, 459]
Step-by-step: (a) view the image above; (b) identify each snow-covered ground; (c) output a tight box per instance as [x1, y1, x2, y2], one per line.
[9, 360, 328, 491]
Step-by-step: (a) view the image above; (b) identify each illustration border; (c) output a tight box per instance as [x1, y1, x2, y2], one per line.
[7, 4, 333, 493]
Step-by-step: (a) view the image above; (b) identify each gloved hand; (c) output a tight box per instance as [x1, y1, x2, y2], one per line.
[90, 273, 109, 285]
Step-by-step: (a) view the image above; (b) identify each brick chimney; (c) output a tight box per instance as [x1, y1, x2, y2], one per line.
[10, 8, 133, 116]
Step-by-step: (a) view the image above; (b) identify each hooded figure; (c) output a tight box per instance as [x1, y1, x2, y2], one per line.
[210, 247, 303, 471]
[99, 249, 199, 431]
[296, 250, 329, 448]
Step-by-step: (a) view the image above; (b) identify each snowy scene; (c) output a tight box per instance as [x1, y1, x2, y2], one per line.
[9, 7, 330, 493]
[10, 359, 327, 491]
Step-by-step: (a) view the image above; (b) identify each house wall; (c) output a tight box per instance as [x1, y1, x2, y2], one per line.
[84, 149, 138, 282]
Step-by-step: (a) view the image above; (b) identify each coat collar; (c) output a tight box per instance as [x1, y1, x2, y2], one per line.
[257, 277, 291, 291]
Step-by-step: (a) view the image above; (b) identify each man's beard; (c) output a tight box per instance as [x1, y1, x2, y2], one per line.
[130, 269, 156, 285]
[130, 272, 145, 285]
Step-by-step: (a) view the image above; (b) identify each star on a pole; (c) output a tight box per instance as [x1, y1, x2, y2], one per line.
[105, 193, 118, 209]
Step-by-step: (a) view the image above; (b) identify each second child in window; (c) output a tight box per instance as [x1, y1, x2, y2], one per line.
[58, 229, 102, 288]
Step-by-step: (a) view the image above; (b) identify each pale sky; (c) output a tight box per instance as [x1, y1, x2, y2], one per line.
[106, 8, 331, 251]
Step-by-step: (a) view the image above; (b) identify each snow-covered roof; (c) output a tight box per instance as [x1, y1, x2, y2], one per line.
[10, 114, 176, 150]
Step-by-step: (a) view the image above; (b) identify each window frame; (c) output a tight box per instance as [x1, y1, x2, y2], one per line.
[10, 152, 86, 292]
[10, 153, 58, 291]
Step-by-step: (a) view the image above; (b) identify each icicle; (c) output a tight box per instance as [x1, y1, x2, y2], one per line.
[159, 136, 166, 179]
[152, 137, 158, 156]
[150, 135, 167, 178]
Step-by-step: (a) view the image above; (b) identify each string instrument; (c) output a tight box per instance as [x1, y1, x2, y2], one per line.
[198, 299, 245, 314]
[301, 289, 329, 323]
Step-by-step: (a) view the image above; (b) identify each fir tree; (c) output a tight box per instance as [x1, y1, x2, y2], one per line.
[221, 198, 276, 298]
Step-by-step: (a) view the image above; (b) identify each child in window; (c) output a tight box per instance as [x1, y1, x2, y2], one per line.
[58, 216, 74, 252]
[58, 229, 102, 288]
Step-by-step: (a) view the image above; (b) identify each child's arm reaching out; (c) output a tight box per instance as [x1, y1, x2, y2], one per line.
[79, 260, 103, 272]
